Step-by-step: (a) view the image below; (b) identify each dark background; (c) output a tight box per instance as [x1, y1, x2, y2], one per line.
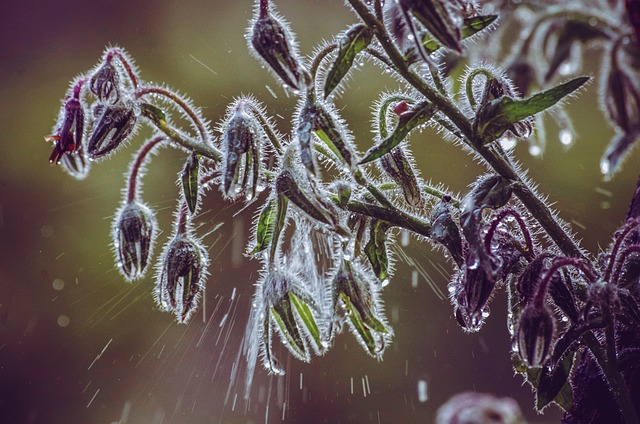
[0, 1, 635, 423]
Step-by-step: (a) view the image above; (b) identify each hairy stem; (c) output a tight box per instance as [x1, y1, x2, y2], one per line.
[127, 135, 166, 203]
[346, 0, 586, 260]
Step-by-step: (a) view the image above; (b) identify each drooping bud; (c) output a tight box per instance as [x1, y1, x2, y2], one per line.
[221, 100, 261, 199]
[113, 201, 157, 281]
[399, 0, 463, 53]
[380, 147, 422, 207]
[332, 259, 391, 357]
[297, 94, 355, 175]
[276, 169, 347, 236]
[603, 43, 640, 134]
[87, 102, 137, 159]
[516, 303, 554, 367]
[249, 5, 302, 90]
[90, 62, 120, 104]
[257, 268, 325, 373]
[429, 195, 464, 267]
[48, 96, 85, 164]
[156, 234, 208, 323]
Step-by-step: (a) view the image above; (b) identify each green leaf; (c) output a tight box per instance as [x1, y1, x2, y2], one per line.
[250, 198, 277, 255]
[140, 102, 167, 127]
[268, 193, 289, 259]
[181, 153, 200, 214]
[271, 298, 308, 361]
[360, 101, 436, 164]
[340, 292, 379, 356]
[364, 220, 390, 281]
[290, 291, 325, 353]
[408, 15, 497, 60]
[536, 352, 575, 412]
[476, 77, 589, 141]
[324, 24, 373, 98]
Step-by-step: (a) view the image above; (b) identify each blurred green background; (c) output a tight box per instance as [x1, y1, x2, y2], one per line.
[0, 1, 636, 423]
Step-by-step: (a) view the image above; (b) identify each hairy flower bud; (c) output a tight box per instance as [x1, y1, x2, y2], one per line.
[90, 62, 120, 104]
[516, 304, 554, 367]
[380, 147, 422, 207]
[156, 234, 208, 323]
[113, 201, 156, 281]
[249, 9, 302, 90]
[48, 97, 85, 164]
[399, 0, 463, 53]
[436, 392, 524, 424]
[87, 102, 137, 159]
[222, 101, 261, 199]
[429, 196, 463, 267]
[332, 259, 391, 357]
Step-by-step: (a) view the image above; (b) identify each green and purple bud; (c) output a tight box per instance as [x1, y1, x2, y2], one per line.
[113, 201, 157, 281]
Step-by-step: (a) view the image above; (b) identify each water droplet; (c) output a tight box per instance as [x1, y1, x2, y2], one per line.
[559, 129, 574, 147]
[417, 379, 428, 403]
[52, 278, 65, 291]
[600, 159, 611, 179]
[400, 229, 410, 247]
[411, 270, 418, 288]
[57, 315, 70, 327]
[529, 144, 542, 157]
[499, 136, 517, 151]
[381, 278, 390, 288]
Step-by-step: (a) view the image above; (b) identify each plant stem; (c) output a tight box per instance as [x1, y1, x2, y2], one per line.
[136, 86, 212, 146]
[346, 0, 585, 259]
[583, 331, 639, 424]
[127, 135, 166, 203]
[140, 106, 222, 161]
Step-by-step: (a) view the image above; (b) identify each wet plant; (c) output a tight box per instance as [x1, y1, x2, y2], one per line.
[46, 0, 640, 422]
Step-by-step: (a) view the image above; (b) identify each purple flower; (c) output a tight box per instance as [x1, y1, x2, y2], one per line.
[48, 97, 85, 164]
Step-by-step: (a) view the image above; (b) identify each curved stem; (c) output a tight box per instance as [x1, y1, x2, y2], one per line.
[106, 48, 140, 89]
[247, 102, 283, 155]
[135, 86, 211, 146]
[140, 104, 222, 161]
[347, 0, 585, 259]
[484, 208, 535, 261]
[127, 135, 166, 203]
[309, 43, 338, 84]
[533, 257, 596, 308]
[465, 68, 497, 110]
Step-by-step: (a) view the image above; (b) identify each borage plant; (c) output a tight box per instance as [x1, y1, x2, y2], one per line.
[46, 0, 640, 422]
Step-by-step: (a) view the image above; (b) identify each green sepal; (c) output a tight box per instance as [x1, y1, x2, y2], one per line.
[313, 105, 354, 168]
[360, 101, 436, 164]
[271, 297, 308, 361]
[262, 313, 284, 375]
[140, 103, 167, 127]
[250, 198, 277, 255]
[181, 153, 200, 214]
[476, 76, 589, 143]
[407, 15, 497, 61]
[289, 291, 325, 353]
[268, 193, 289, 260]
[536, 352, 575, 412]
[340, 292, 378, 356]
[324, 23, 373, 99]
[364, 220, 391, 282]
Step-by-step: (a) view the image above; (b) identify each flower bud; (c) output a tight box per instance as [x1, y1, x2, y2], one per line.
[399, 0, 463, 53]
[276, 169, 347, 236]
[332, 259, 391, 357]
[603, 46, 640, 134]
[113, 201, 156, 281]
[48, 97, 85, 164]
[516, 304, 554, 367]
[221, 102, 261, 199]
[249, 10, 302, 90]
[90, 62, 120, 104]
[87, 103, 137, 159]
[156, 234, 208, 323]
[429, 196, 463, 267]
[380, 147, 422, 207]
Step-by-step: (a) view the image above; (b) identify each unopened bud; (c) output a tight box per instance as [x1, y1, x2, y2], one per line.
[516, 304, 554, 367]
[113, 201, 156, 281]
[88, 103, 137, 159]
[250, 10, 302, 90]
[156, 234, 208, 323]
[90, 62, 120, 104]
[48, 97, 85, 164]
[399, 0, 462, 53]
